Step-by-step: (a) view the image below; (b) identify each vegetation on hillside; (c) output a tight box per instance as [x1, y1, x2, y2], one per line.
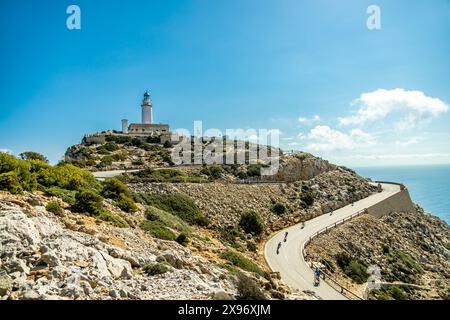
[239, 210, 265, 236]
[122, 168, 206, 183]
[140, 193, 209, 226]
[220, 249, 265, 276]
[335, 252, 369, 284]
[0, 152, 134, 228]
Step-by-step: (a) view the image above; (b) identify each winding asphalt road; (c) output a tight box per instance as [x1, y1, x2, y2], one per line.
[92, 170, 140, 180]
[264, 183, 401, 300]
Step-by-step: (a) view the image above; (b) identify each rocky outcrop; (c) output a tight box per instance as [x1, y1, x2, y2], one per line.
[266, 152, 336, 182]
[0, 194, 237, 300]
[305, 207, 450, 300]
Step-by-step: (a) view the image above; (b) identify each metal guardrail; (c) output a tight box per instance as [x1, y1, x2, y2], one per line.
[302, 208, 369, 300]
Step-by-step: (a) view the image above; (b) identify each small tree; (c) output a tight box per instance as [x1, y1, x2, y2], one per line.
[19, 151, 48, 163]
[239, 210, 264, 236]
[176, 233, 189, 246]
[270, 203, 287, 215]
[72, 188, 104, 215]
[236, 273, 267, 300]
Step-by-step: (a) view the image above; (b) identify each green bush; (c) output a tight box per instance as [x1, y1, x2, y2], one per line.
[127, 168, 205, 183]
[345, 261, 369, 284]
[100, 178, 137, 213]
[385, 249, 422, 283]
[45, 201, 64, 216]
[115, 193, 138, 213]
[270, 203, 287, 215]
[236, 273, 267, 300]
[220, 250, 264, 276]
[131, 138, 143, 147]
[97, 209, 129, 228]
[163, 140, 172, 148]
[0, 171, 24, 194]
[101, 178, 130, 198]
[146, 136, 160, 144]
[72, 188, 104, 215]
[103, 142, 119, 152]
[144, 263, 170, 276]
[141, 193, 209, 226]
[44, 187, 77, 205]
[176, 233, 189, 246]
[335, 252, 368, 284]
[106, 135, 132, 144]
[111, 153, 126, 162]
[301, 192, 314, 206]
[237, 171, 248, 180]
[99, 156, 114, 166]
[218, 226, 244, 245]
[370, 286, 408, 300]
[140, 220, 177, 241]
[201, 165, 224, 179]
[239, 210, 264, 236]
[247, 242, 257, 252]
[246, 164, 262, 177]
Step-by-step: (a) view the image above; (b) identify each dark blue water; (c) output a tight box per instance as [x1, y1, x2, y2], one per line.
[353, 165, 450, 223]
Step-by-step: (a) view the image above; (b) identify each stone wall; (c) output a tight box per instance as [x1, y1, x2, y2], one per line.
[366, 187, 416, 218]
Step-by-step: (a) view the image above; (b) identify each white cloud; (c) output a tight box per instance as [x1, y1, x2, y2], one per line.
[0, 148, 13, 155]
[339, 89, 448, 129]
[298, 115, 320, 125]
[395, 136, 424, 147]
[302, 125, 377, 152]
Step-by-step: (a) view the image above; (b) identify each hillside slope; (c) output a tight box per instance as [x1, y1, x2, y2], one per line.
[305, 207, 450, 300]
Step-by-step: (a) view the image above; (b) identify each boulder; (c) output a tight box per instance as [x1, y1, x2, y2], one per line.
[40, 251, 61, 267]
[0, 273, 13, 297]
[212, 290, 235, 300]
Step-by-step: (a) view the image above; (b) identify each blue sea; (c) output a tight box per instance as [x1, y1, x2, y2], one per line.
[353, 165, 450, 224]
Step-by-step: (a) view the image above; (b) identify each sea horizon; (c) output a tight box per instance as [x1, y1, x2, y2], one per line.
[353, 164, 450, 223]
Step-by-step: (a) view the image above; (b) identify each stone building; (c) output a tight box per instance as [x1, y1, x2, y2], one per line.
[84, 91, 180, 144]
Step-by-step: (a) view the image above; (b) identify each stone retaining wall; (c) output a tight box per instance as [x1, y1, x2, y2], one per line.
[367, 187, 416, 218]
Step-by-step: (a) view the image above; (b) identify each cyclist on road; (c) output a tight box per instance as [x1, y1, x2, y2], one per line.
[284, 231, 288, 242]
[276, 242, 282, 254]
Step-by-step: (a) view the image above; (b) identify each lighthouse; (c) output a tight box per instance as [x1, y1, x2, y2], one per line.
[141, 91, 153, 124]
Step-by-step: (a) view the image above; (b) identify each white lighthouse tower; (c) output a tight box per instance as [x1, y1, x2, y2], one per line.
[141, 91, 153, 124]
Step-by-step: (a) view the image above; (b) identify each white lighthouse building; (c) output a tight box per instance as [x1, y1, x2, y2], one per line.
[83, 91, 179, 146]
[120, 91, 170, 136]
[141, 91, 153, 124]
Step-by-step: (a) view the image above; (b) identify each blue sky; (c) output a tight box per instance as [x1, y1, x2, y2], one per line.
[0, 0, 449, 167]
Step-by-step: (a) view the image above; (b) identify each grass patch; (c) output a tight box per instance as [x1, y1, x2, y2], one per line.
[220, 250, 264, 276]
[140, 220, 177, 241]
[141, 193, 209, 226]
[370, 285, 409, 300]
[385, 249, 422, 283]
[97, 209, 129, 228]
[45, 201, 64, 216]
[335, 252, 369, 284]
[145, 206, 193, 235]
[125, 168, 206, 183]
[44, 186, 77, 205]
